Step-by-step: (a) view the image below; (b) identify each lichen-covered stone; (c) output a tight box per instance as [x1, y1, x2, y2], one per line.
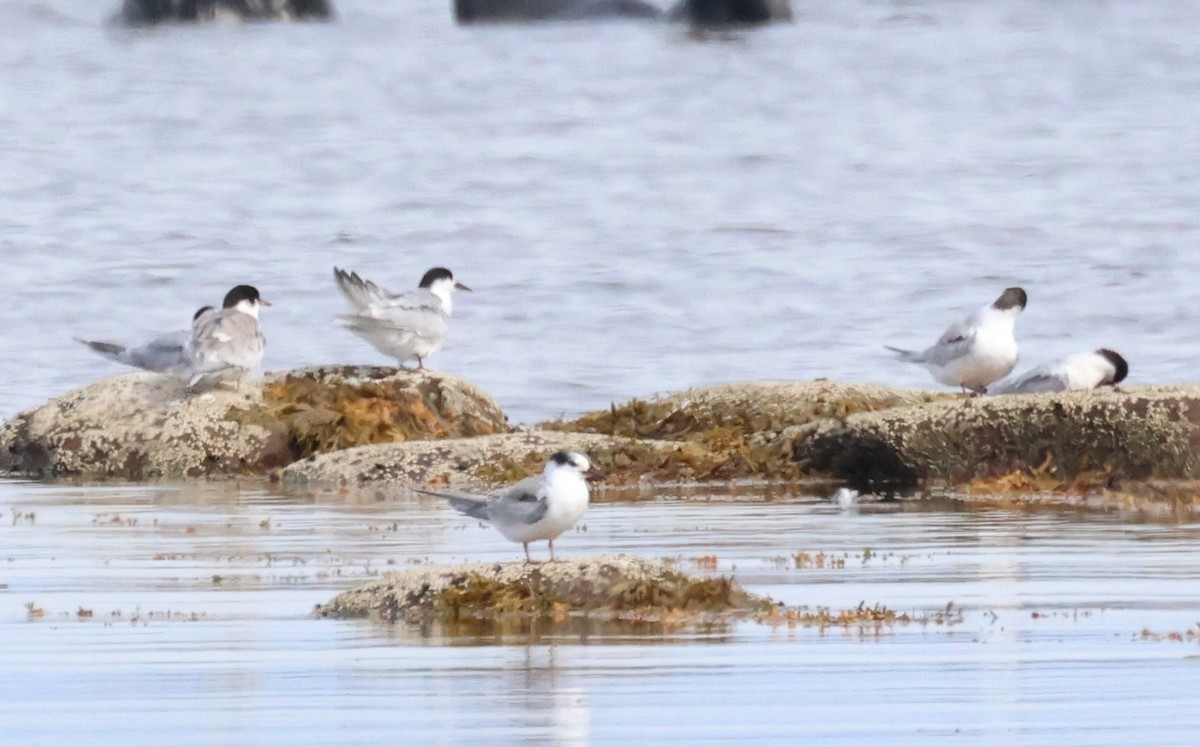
[282, 429, 687, 490]
[315, 554, 771, 624]
[0, 366, 509, 480]
[793, 385, 1200, 492]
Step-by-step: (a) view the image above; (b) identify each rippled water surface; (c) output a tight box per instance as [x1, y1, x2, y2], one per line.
[3, 1, 1200, 423]
[5, 482, 1200, 745]
[5, 1, 1200, 744]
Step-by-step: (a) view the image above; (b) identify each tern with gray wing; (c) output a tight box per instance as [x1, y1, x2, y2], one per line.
[989, 349, 1128, 395]
[418, 451, 598, 562]
[887, 287, 1027, 394]
[333, 266, 471, 370]
[185, 285, 269, 392]
[76, 305, 215, 374]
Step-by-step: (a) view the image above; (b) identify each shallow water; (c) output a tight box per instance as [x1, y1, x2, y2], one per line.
[2, 1, 1200, 424]
[4, 482, 1200, 745]
[5, 0, 1200, 743]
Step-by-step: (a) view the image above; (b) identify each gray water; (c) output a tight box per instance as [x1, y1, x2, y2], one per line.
[3, 0, 1200, 423]
[5, 484, 1200, 745]
[4, 1, 1200, 743]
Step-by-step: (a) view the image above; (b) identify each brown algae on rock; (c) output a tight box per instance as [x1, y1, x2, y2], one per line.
[545, 381, 946, 482]
[227, 366, 510, 463]
[315, 554, 773, 624]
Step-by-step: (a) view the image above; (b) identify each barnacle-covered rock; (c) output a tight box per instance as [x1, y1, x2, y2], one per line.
[0, 366, 509, 480]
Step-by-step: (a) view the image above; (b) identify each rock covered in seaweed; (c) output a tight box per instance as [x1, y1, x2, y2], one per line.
[793, 385, 1200, 492]
[544, 381, 947, 482]
[0, 366, 509, 480]
[315, 554, 771, 623]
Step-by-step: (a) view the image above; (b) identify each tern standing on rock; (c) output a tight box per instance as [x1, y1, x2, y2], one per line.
[185, 285, 268, 392]
[887, 287, 1027, 394]
[988, 349, 1128, 395]
[419, 451, 600, 562]
[333, 266, 471, 370]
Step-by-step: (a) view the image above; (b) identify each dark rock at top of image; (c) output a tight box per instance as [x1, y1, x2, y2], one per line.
[120, 0, 333, 25]
[454, 0, 663, 23]
[668, 0, 792, 26]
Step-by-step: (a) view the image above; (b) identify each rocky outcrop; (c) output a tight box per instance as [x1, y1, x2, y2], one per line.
[544, 381, 948, 482]
[668, 0, 792, 25]
[284, 381, 940, 490]
[0, 366, 509, 480]
[454, 0, 662, 23]
[316, 554, 771, 624]
[282, 429, 687, 490]
[793, 386, 1200, 492]
[119, 0, 332, 25]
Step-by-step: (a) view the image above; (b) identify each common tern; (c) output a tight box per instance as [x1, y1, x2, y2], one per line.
[988, 349, 1128, 395]
[75, 305, 214, 373]
[333, 266, 471, 370]
[887, 287, 1027, 394]
[185, 285, 268, 391]
[419, 451, 598, 562]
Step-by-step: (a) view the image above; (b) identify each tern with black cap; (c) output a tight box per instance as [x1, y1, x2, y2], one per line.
[887, 287, 1027, 394]
[417, 451, 600, 562]
[185, 285, 269, 392]
[988, 349, 1128, 395]
[333, 266, 471, 370]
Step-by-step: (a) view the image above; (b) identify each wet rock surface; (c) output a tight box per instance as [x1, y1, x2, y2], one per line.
[315, 554, 771, 623]
[0, 366, 509, 480]
[453, 0, 663, 23]
[794, 385, 1200, 492]
[668, 0, 792, 26]
[119, 0, 332, 25]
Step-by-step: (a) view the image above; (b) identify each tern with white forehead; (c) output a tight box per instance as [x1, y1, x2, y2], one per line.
[989, 349, 1128, 395]
[887, 287, 1027, 394]
[185, 285, 269, 392]
[333, 266, 471, 370]
[419, 451, 600, 562]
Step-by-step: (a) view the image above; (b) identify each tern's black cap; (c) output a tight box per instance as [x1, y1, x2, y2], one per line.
[418, 268, 455, 288]
[992, 287, 1028, 311]
[1097, 349, 1129, 384]
[222, 285, 264, 308]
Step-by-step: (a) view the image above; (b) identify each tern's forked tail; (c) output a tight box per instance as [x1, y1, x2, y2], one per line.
[415, 488, 489, 520]
[75, 338, 126, 361]
[885, 345, 924, 363]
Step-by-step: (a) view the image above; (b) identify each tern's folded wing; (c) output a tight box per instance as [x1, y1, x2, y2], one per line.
[190, 312, 264, 372]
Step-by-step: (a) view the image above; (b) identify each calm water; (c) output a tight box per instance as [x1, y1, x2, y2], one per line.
[4, 483, 1200, 745]
[2, 1, 1200, 424]
[4, 1, 1200, 743]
